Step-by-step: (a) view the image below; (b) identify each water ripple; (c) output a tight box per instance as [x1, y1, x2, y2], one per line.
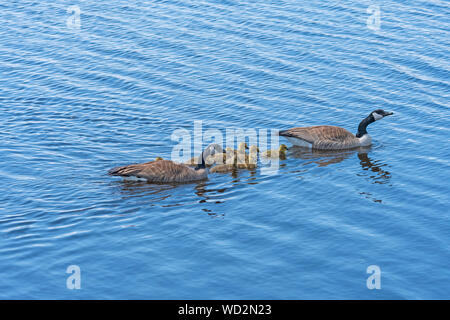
[0, 0, 449, 299]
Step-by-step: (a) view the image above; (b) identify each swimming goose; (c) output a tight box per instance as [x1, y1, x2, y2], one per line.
[279, 109, 393, 150]
[109, 144, 223, 183]
[234, 142, 249, 154]
[209, 146, 239, 165]
[213, 142, 248, 163]
[246, 145, 260, 160]
[261, 144, 288, 159]
[211, 145, 259, 172]
[218, 147, 236, 164]
[184, 154, 217, 167]
[247, 145, 259, 169]
[237, 145, 259, 169]
[185, 142, 248, 166]
[234, 142, 249, 166]
[210, 148, 236, 173]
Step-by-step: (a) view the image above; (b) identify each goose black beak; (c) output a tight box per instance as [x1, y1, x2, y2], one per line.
[385, 111, 394, 116]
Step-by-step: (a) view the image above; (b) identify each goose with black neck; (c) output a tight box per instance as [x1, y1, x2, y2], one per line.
[279, 109, 394, 150]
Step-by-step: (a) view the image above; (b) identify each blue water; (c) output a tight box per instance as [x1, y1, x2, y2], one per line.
[1, 0, 449, 299]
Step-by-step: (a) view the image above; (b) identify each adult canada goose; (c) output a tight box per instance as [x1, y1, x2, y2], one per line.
[261, 144, 288, 159]
[279, 109, 393, 150]
[109, 144, 223, 183]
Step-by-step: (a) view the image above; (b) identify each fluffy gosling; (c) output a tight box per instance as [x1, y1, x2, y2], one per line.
[210, 148, 236, 173]
[261, 144, 288, 159]
[237, 145, 259, 169]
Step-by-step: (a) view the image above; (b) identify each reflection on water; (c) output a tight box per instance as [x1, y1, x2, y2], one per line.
[0, 0, 447, 299]
[288, 146, 371, 167]
[109, 163, 264, 218]
[195, 183, 226, 217]
[357, 153, 392, 185]
[112, 147, 392, 203]
[194, 182, 225, 204]
[111, 178, 233, 217]
[112, 180, 177, 200]
[289, 146, 391, 182]
[288, 146, 392, 203]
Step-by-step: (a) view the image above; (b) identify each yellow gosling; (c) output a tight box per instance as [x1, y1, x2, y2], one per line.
[210, 148, 236, 173]
[261, 144, 288, 159]
[237, 145, 259, 169]
[234, 142, 248, 155]
[185, 154, 217, 167]
[186, 143, 247, 167]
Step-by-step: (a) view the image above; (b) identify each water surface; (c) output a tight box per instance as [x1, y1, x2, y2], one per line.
[0, 0, 449, 299]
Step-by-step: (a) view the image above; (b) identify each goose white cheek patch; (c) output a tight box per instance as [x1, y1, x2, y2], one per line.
[373, 112, 383, 120]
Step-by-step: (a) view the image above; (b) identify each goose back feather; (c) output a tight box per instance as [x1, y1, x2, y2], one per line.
[279, 125, 361, 150]
[109, 160, 207, 183]
[279, 110, 393, 150]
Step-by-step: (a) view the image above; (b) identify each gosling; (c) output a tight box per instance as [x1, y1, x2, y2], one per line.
[237, 145, 259, 169]
[185, 142, 248, 166]
[261, 144, 288, 159]
[210, 148, 237, 173]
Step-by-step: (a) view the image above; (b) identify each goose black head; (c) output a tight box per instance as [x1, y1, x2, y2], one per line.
[356, 109, 394, 138]
[195, 144, 223, 170]
[371, 109, 394, 121]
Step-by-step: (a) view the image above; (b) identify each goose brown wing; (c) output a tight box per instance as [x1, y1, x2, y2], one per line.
[109, 160, 197, 182]
[280, 126, 355, 145]
[313, 138, 360, 150]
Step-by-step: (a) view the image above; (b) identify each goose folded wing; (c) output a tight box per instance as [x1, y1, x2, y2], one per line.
[280, 126, 354, 144]
[279, 127, 315, 143]
[312, 138, 356, 150]
[109, 160, 188, 181]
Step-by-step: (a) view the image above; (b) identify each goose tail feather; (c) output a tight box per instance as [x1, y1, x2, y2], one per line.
[108, 165, 129, 176]
[278, 129, 292, 137]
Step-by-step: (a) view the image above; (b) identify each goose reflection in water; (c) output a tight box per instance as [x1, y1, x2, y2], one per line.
[288, 146, 391, 203]
[193, 182, 227, 217]
[110, 174, 233, 216]
[357, 152, 391, 185]
[111, 180, 177, 204]
[288, 146, 391, 185]
[112, 180, 175, 196]
[109, 146, 391, 209]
